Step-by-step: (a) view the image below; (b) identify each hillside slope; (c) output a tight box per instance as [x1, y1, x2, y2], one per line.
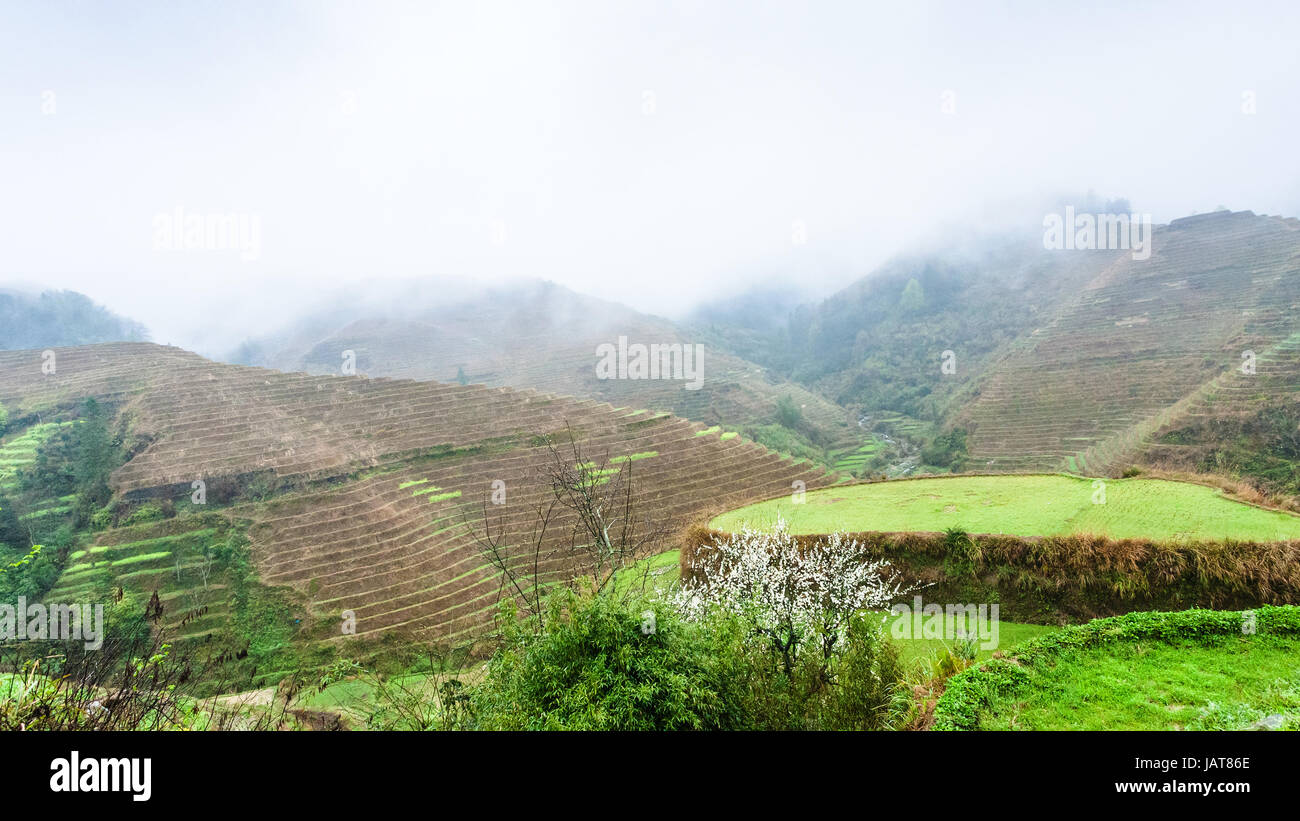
[232, 281, 862, 457]
[956, 211, 1300, 474]
[696, 209, 1300, 484]
[0, 342, 835, 643]
[698, 235, 1125, 472]
[1135, 331, 1300, 494]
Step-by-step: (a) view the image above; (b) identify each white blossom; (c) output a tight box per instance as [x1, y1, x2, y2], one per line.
[671, 519, 910, 665]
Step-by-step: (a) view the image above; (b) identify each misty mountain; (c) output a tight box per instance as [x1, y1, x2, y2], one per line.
[222, 278, 865, 462]
[694, 232, 1120, 424]
[0, 289, 149, 350]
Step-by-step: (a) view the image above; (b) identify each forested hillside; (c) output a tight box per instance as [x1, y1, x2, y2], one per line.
[0, 289, 149, 350]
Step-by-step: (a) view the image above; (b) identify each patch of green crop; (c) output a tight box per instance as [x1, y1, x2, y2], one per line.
[607, 550, 681, 599]
[879, 612, 1057, 672]
[934, 606, 1300, 730]
[423, 490, 462, 503]
[108, 550, 173, 567]
[711, 474, 1300, 541]
[610, 451, 658, 463]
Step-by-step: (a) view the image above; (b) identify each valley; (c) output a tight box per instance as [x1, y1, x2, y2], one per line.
[7, 207, 1300, 732]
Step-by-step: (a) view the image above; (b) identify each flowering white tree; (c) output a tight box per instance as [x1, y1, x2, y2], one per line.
[672, 519, 911, 676]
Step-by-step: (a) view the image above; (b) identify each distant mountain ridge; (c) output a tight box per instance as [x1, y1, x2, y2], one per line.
[0, 289, 149, 350]
[217, 208, 1300, 494]
[726, 209, 1300, 490]
[957, 210, 1300, 476]
[229, 280, 864, 459]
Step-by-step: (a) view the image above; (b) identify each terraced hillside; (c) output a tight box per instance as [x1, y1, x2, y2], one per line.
[236, 281, 861, 454]
[1, 342, 835, 643]
[1132, 331, 1300, 493]
[44, 514, 234, 641]
[0, 422, 75, 496]
[240, 420, 828, 643]
[958, 211, 1300, 474]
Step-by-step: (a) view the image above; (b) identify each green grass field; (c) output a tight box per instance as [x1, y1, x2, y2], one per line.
[710, 474, 1300, 541]
[878, 612, 1056, 670]
[981, 635, 1300, 730]
[608, 549, 681, 599]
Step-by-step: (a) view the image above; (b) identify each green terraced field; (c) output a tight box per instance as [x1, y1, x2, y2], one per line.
[0, 421, 77, 491]
[710, 474, 1300, 541]
[828, 436, 885, 473]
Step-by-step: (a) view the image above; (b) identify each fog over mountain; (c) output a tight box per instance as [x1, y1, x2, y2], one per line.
[3, 1, 1300, 355]
[0, 288, 148, 350]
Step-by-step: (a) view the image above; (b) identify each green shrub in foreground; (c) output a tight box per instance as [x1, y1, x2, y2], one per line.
[470, 590, 748, 730]
[718, 609, 910, 731]
[468, 589, 912, 731]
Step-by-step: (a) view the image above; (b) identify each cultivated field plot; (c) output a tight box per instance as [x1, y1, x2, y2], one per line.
[0, 421, 75, 493]
[710, 474, 1300, 541]
[45, 514, 233, 640]
[236, 411, 834, 643]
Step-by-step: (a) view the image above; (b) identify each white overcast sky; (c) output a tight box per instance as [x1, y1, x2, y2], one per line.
[3, 0, 1300, 354]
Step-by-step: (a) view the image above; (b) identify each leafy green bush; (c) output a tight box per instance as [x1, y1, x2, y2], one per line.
[775, 393, 803, 429]
[941, 526, 980, 577]
[0, 493, 25, 551]
[123, 503, 165, 526]
[471, 590, 747, 730]
[920, 428, 968, 470]
[743, 423, 823, 464]
[715, 609, 909, 730]
[90, 506, 112, 531]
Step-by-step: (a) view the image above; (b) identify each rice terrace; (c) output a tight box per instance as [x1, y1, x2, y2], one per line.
[6, 5, 1300, 808]
[712, 474, 1300, 541]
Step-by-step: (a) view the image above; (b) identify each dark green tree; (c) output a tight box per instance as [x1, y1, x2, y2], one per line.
[0, 493, 26, 552]
[775, 393, 803, 430]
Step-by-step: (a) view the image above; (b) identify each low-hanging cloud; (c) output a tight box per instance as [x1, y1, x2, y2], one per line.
[2, 0, 1298, 355]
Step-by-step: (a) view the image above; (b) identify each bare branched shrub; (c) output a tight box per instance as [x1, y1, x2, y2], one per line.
[313, 650, 477, 731]
[0, 632, 297, 731]
[469, 422, 668, 625]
